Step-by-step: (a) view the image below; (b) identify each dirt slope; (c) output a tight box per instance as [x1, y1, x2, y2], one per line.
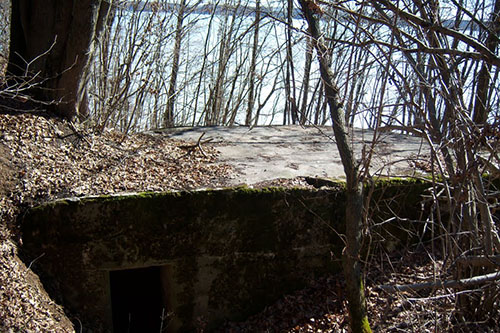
[0, 112, 233, 331]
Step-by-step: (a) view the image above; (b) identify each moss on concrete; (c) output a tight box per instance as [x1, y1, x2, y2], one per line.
[21, 178, 431, 332]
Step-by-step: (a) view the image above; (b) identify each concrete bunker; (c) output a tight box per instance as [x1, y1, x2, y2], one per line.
[20, 181, 430, 332]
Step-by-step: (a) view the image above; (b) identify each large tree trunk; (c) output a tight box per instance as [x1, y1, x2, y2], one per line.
[7, 0, 109, 120]
[298, 1, 371, 332]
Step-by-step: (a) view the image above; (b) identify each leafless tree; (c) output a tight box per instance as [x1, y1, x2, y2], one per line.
[299, 1, 371, 331]
[245, 0, 260, 125]
[163, 0, 188, 128]
[354, 0, 500, 325]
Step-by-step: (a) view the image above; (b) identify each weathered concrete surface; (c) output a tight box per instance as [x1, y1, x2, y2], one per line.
[160, 126, 430, 185]
[22, 187, 344, 332]
[21, 181, 431, 332]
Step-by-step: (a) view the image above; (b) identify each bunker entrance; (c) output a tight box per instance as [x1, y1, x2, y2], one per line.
[110, 266, 170, 333]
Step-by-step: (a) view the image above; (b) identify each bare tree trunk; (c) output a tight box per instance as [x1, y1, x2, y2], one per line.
[298, 2, 371, 332]
[204, 2, 241, 125]
[192, 0, 218, 126]
[284, 0, 298, 125]
[7, 0, 109, 120]
[245, 0, 259, 126]
[472, 0, 500, 124]
[163, 0, 187, 128]
[299, 35, 313, 125]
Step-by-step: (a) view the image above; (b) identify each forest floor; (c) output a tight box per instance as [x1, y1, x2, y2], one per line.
[0, 111, 498, 332]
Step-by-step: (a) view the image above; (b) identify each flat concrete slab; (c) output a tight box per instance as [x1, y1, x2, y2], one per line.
[160, 125, 430, 185]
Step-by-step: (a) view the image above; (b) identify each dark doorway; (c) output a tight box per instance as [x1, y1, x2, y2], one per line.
[110, 266, 167, 332]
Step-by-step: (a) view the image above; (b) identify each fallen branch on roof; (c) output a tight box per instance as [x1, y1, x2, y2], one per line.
[178, 132, 213, 158]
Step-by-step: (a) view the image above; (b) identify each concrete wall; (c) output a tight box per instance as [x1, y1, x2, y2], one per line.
[21, 181, 429, 332]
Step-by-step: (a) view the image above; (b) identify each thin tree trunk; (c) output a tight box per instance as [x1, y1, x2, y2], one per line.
[472, 0, 500, 123]
[299, 35, 313, 125]
[163, 0, 187, 128]
[245, 0, 260, 126]
[284, 0, 298, 125]
[205, 2, 240, 125]
[192, 0, 218, 126]
[298, 2, 371, 332]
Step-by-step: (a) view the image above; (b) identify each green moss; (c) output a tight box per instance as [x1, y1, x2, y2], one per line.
[309, 176, 431, 191]
[228, 185, 306, 195]
[369, 176, 428, 187]
[22, 179, 434, 331]
[361, 316, 372, 333]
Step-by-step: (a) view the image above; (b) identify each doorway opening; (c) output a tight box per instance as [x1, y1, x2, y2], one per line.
[110, 266, 169, 332]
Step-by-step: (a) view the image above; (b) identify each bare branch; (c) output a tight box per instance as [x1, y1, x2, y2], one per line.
[371, 0, 500, 67]
[379, 271, 500, 294]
